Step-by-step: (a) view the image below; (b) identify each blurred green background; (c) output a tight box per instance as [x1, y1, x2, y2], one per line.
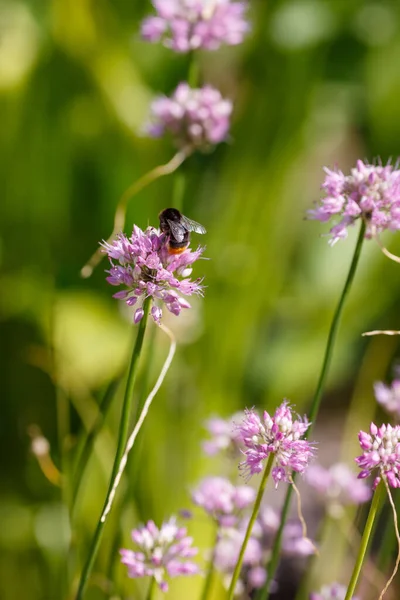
[2, 0, 400, 598]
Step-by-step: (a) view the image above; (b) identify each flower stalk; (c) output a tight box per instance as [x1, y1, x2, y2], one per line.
[260, 220, 366, 599]
[227, 453, 275, 600]
[146, 578, 155, 600]
[75, 297, 150, 600]
[200, 526, 219, 600]
[344, 481, 385, 600]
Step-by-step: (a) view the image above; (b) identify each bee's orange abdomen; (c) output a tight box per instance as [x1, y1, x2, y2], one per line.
[167, 245, 187, 255]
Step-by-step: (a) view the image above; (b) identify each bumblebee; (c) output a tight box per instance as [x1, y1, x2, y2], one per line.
[159, 208, 206, 254]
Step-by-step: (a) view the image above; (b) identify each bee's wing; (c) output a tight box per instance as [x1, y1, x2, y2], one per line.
[167, 219, 187, 242]
[180, 215, 207, 235]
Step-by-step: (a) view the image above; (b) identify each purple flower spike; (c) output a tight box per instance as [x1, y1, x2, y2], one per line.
[102, 224, 204, 325]
[191, 476, 255, 524]
[309, 160, 400, 245]
[310, 583, 359, 600]
[374, 379, 400, 419]
[120, 517, 200, 591]
[237, 401, 315, 486]
[147, 83, 232, 150]
[141, 0, 250, 53]
[355, 422, 400, 489]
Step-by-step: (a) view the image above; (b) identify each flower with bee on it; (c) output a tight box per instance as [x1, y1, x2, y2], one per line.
[102, 215, 205, 325]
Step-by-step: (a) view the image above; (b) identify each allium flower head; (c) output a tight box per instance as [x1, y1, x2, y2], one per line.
[141, 0, 250, 52]
[237, 401, 315, 486]
[309, 160, 400, 245]
[374, 379, 400, 419]
[305, 462, 371, 512]
[120, 517, 199, 591]
[147, 83, 232, 150]
[214, 506, 315, 596]
[102, 224, 204, 324]
[310, 583, 358, 600]
[356, 422, 400, 489]
[202, 413, 244, 455]
[191, 476, 255, 525]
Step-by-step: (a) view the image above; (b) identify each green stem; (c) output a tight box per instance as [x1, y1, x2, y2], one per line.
[146, 578, 155, 600]
[188, 52, 200, 87]
[228, 453, 275, 600]
[75, 297, 151, 600]
[344, 481, 385, 600]
[260, 220, 366, 600]
[200, 525, 219, 600]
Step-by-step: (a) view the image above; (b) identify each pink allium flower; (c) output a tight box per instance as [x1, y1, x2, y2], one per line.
[147, 83, 232, 149]
[237, 402, 315, 486]
[305, 462, 371, 511]
[102, 224, 204, 324]
[202, 413, 244, 455]
[309, 160, 400, 245]
[356, 423, 400, 489]
[120, 517, 200, 592]
[191, 476, 255, 524]
[374, 379, 400, 419]
[214, 506, 315, 596]
[310, 583, 358, 600]
[141, 0, 250, 52]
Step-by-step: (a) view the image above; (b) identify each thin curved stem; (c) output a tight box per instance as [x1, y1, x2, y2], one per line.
[362, 330, 400, 336]
[344, 481, 385, 600]
[75, 297, 151, 600]
[227, 453, 275, 600]
[100, 323, 176, 523]
[259, 221, 366, 600]
[375, 233, 400, 264]
[80, 147, 192, 279]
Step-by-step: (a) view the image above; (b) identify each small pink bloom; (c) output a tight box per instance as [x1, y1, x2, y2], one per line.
[237, 401, 315, 486]
[309, 160, 400, 245]
[120, 517, 199, 591]
[147, 83, 232, 149]
[102, 224, 204, 325]
[355, 422, 400, 489]
[191, 476, 255, 522]
[140, 0, 250, 53]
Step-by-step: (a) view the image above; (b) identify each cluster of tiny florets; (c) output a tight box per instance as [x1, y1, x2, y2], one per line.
[214, 505, 315, 596]
[305, 462, 371, 512]
[202, 413, 244, 455]
[309, 160, 400, 245]
[356, 423, 400, 489]
[374, 379, 400, 420]
[237, 401, 315, 486]
[120, 518, 199, 592]
[141, 0, 250, 52]
[102, 225, 204, 324]
[147, 83, 232, 150]
[191, 476, 255, 525]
